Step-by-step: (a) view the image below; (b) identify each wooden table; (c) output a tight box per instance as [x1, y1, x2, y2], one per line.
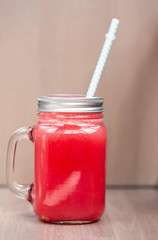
[0, 188, 158, 240]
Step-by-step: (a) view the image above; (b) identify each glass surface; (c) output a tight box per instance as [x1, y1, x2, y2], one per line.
[6, 127, 31, 200]
[30, 112, 106, 222]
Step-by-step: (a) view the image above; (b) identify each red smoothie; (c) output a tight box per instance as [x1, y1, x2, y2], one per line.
[30, 112, 106, 222]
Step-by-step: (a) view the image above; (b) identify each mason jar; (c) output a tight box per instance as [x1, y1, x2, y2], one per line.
[6, 95, 107, 223]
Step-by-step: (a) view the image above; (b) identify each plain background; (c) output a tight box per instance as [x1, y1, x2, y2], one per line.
[0, 0, 158, 186]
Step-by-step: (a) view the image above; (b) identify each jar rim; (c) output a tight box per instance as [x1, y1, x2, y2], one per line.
[38, 94, 104, 113]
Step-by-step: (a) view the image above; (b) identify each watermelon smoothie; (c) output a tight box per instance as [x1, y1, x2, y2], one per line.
[29, 111, 106, 223]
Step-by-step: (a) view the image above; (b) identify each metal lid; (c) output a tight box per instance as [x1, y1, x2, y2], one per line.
[38, 94, 104, 113]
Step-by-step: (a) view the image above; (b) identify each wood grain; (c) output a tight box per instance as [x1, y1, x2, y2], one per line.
[1, 0, 158, 185]
[0, 188, 158, 240]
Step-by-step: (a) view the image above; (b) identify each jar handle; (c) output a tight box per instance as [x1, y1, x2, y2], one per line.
[6, 127, 33, 200]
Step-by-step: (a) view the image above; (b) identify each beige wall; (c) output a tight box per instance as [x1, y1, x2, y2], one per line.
[1, 0, 158, 186]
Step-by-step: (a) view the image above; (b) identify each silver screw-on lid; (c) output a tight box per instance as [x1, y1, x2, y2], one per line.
[38, 94, 104, 113]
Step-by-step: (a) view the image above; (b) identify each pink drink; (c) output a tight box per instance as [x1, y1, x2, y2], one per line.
[30, 111, 106, 222]
[7, 95, 106, 223]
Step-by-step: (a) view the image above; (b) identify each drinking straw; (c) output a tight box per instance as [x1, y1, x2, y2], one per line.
[86, 18, 119, 97]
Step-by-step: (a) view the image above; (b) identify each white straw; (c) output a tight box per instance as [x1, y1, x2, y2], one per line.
[86, 18, 119, 97]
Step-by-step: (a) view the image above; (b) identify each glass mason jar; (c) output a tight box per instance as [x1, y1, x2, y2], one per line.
[6, 95, 107, 223]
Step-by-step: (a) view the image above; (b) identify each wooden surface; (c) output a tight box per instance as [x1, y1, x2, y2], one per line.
[0, 188, 158, 240]
[1, 0, 158, 186]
